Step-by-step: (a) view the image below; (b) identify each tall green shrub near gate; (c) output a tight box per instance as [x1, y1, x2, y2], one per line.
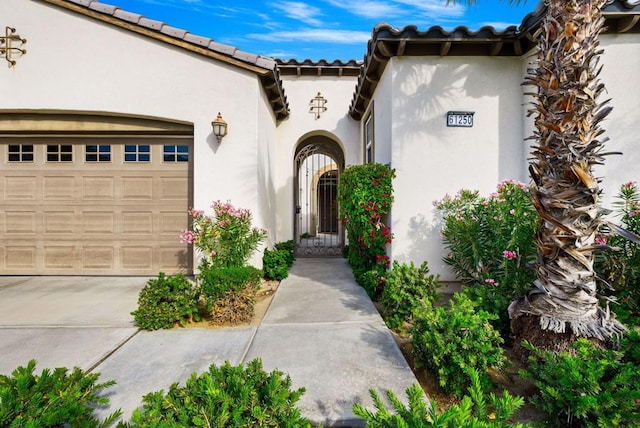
[338, 164, 395, 287]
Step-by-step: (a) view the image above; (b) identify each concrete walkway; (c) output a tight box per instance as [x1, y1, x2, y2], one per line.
[0, 259, 420, 427]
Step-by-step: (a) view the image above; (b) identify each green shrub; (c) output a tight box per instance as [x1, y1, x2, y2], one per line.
[338, 164, 395, 281]
[263, 248, 291, 281]
[122, 359, 310, 427]
[131, 272, 200, 330]
[621, 329, 640, 366]
[274, 240, 296, 267]
[595, 181, 640, 326]
[353, 367, 528, 427]
[360, 267, 386, 300]
[379, 261, 441, 330]
[411, 293, 507, 398]
[434, 181, 537, 337]
[198, 264, 262, 325]
[521, 338, 640, 427]
[0, 359, 121, 428]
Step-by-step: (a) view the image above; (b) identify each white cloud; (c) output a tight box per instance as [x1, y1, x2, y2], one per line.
[273, 2, 324, 26]
[324, 0, 400, 19]
[248, 29, 371, 44]
[393, 0, 466, 18]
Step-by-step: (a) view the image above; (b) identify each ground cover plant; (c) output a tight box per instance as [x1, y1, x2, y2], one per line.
[0, 359, 121, 428]
[131, 272, 200, 330]
[410, 293, 507, 398]
[521, 337, 640, 427]
[120, 359, 310, 427]
[198, 263, 262, 325]
[353, 367, 528, 427]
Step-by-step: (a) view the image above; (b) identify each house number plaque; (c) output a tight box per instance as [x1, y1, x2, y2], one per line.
[446, 111, 474, 127]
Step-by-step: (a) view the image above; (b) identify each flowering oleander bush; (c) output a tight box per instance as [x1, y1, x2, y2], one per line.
[434, 180, 538, 337]
[595, 181, 640, 325]
[181, 200, 266, 269]
[338, 164, 395, 290]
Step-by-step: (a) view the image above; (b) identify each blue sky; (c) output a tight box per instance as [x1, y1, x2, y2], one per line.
[111, 0, 539, 61]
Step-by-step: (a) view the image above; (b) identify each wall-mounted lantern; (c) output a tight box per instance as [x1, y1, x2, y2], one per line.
[0, 27, 27, 67]
[211, 112, 228, 143]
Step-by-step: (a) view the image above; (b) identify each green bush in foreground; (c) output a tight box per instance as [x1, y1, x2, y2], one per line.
[521, 338, 640, 427]
[131, 272, 200, 330]
[0, 359, 121, 428]
[411, 293, 506, 398]
[380, 261, 441, 330]
[263, 248, 292, 281]
[353, 367, 527, 427]
[121, 359, 310, 427]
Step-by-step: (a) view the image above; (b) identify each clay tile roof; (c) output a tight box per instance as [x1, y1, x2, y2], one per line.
[276, 58, 362, 77]
[349, 0, 640, 119]
[39, 0, 289, 120]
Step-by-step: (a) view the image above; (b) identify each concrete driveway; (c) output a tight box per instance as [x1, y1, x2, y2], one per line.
[0, 261, 421, 427]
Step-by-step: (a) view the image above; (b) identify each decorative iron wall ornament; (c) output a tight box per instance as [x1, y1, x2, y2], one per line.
[1, 27, 27, 67]
[309, 92, 328, 119]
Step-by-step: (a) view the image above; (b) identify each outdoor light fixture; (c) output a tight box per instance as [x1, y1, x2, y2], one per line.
[211, 112, 228, 143]
[0, 27, 27, 67]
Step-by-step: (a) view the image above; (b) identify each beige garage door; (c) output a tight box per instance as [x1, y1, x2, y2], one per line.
[0, 138, 192, 275]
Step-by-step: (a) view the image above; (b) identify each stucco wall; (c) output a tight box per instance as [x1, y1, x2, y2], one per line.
[2, 0, 277, 268]
[274, 75, 360, 241]
[385, 56, 526, 279]
[596, 34, 640, 209]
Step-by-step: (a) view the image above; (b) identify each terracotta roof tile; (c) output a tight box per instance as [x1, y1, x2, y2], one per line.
[112, 9, 142, 23]
[183, 33, 212, 48]
[160, 25, 188, 39]
[138, 17, 164, 31]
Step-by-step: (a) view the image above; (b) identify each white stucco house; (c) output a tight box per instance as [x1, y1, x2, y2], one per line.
[1, 0, 639, 279]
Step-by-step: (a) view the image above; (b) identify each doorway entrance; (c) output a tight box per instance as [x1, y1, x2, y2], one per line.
[294, 137, 344, 257]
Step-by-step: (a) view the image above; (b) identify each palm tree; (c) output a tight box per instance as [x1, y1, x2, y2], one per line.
[449, 0, 626, 350]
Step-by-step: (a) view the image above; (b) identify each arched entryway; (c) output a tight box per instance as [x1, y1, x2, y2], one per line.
[294, 135, 345, 257]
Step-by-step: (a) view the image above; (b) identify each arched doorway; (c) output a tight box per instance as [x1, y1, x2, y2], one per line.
[294, 136, 344, 257]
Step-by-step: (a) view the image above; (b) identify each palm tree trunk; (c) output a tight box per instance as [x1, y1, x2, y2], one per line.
[508, 0, 626, 348]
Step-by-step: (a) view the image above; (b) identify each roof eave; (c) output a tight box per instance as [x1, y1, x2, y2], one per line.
[36, 0, 290, 120]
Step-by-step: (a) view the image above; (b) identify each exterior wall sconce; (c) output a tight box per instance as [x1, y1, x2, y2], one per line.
[1, 27, 27, 67]
[211, 112, 228, 143]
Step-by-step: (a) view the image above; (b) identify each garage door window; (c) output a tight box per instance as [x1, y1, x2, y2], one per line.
[8, 144, 34, 162]
[124, 144, 150, 162]
[85, 144, 111, 162]
[163, 145, 189, 162]
[47, 144, 73, 162]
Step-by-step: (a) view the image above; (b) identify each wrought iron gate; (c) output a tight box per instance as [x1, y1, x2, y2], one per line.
[294, 141, 344, 257]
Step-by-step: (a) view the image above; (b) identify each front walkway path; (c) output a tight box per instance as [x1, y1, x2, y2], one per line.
[0, 259, 420, 427]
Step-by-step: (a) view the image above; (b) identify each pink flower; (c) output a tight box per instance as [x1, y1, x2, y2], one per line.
[624, 181, 636, 188]
[210, 250, 217, 258]
[630, 210, 640, 217]
[180, 230, 196, 244]
[484, 278, 498, 286]
[189, 208, 204, 218]
[595, 235, 607, 245]
[509, 209, 516, 215]
[503, 250, 517, 260]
